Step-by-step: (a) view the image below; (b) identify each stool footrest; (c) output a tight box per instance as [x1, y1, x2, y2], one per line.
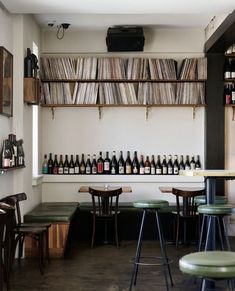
[130, 256, 173, 266]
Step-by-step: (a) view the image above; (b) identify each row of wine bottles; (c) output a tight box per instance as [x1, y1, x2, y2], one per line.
[0, 134, 25, 168]
[224, 84, 235, 104]
[42, 151, 201, 175]
[224, 58, 235, 79]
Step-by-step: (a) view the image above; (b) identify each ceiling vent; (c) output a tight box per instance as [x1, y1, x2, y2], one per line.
[106, 26, 145, 52]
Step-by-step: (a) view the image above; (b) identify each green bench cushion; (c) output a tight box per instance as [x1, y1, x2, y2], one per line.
[24, 202, 79, 223]
[79, 201, 178, 213]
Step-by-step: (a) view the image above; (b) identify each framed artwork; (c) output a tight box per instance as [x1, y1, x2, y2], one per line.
[0, 46, 13, 117]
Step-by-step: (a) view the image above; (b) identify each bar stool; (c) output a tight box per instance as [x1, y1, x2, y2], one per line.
[179, 251, 235, 291]
[198, 204, 233, 251]
[195, 195, 227, 205]
[129, 200, 173, 291]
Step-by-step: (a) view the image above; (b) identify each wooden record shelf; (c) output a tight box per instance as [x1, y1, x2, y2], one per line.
[41, 79, 206, 83]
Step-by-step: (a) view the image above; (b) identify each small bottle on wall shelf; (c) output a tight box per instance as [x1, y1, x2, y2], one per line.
[85, 154, 92, 174]
[47, 153, 53, 174]
[125, 151, 132, 175]
[156, 155, 162, 175]
[69, 155, 75, 174]
[144, 155, 151, 175]
[139, 155, 145, 175]
[74, 155, 80, 174]
[132, 151, 139, 175]
[118, 151, 125, 174]
[224, 58, 231, 79]
[150, 155, 156, 175]
[91, 154, 97, 174]
[195, 155, 201, 170]
[53, 154, 59, 174]
[97, 152, 104, 174]
[104, 152, 111, 174]
[58, 155, 64, 174]
[42, 154, 48, 174]
[162, 155, 167, 175]
[173, 155, 179, 175]
[167, 155, 173, 175]
[63, 154, 69, 174]
[111, 151, 118, 174]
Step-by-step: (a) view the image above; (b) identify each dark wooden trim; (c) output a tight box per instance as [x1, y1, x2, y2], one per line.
[205, 10, 235, 53]
[205, 53, 225, 194]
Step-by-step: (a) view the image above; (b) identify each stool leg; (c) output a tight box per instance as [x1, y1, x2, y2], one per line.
[155, 210, 173, 290]
[205, 216, 212, 251]
[129, 210, 146, 291]
[222, 216, 231, 251]
[198, 214, 205, 251]
[216, 216, 224, 250]
[45, 229, 50, 263]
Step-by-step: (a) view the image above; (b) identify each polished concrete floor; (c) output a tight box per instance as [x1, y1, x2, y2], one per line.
[7, 240, 230, 291]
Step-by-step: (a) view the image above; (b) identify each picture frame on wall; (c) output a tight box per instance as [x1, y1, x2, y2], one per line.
[0, 46, 13, 117]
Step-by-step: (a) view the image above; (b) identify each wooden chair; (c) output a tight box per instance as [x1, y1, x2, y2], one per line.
[5, 193, 51, 262]
[0, 196, 49, 275]
[88, 187, 122, 248]
[0, 201, 16, 290]
[171, 187, 204, 248]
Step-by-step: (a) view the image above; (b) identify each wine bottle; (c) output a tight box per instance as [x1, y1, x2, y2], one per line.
[231, 84, 235, 104]
[224, 58, 231, 79]
[156, 155, 162, 175]
[150, 155, 156, 175]
[58, 155, 64, 174]
[179, 155, 185, 170]
[173, 155, 179, 175]
[144, 156, 150, 175]
[224, 84, 231, 105]
[111, 151, 118, 174]
[91, 154, 97, 174]
[80, 154, 86, 174]
[42, 154, 48, 174]
[1, 140, 11, 168]
[139, 155, 145, 175]
[195, 155, 201, 170]
[231, 59, 235, 79]
[24, 48, 33, 77]
[63, 154, 69, 174]
[8, 136, 14, 167]
[17, 139, 25, 166]
[53, 154, 59, 174]
[9, 134, 17, 166]
[74, 155, 80, 174]
[104, 152, 111, 174]
[85, 154, 92, 174]
[47, 153, 53, 174]
[185, 155, 191, 170]
[162, 155, 167, 175]
[167, 155, 173, 175]
[132, 151, 139, 174]
[97, 152, 104, 174]
[118, 151, 125, 174]
[190, 156, 196, 170]
[125, 151, 132, 175]
[69, 155, 75, 174]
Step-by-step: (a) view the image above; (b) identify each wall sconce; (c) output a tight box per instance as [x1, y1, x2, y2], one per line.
[56, 23, 70, 40]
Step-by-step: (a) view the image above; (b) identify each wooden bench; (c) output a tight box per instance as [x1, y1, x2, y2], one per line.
[24, 202, 79, 258]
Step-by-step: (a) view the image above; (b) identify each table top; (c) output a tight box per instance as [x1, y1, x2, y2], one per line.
[179, 169, 235, 177]
[159, 186, 204, 193]
[79, 186, 132, 193]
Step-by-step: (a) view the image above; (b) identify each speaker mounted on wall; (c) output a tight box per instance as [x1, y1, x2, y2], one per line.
[106, 26, 145, 52]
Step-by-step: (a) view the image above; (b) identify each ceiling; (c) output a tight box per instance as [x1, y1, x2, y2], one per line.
[1, 0, 235, 30]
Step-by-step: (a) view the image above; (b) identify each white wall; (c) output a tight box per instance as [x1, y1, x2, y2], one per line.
[0, 6, 14, 197]
[41, 28, 206, 202]
[0, 8, 42, 215]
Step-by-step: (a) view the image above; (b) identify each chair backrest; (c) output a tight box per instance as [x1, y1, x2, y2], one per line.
[172, 188, 205, 217]
[3, 193, 27, 226]
[0, 198, 17, 242]
[88, 187, 122, 216]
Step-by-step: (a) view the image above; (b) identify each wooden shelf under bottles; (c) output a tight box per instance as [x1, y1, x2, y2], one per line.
[225, 53, 235, 58]
[41, 104, 206, 121]
[0, 165, 25, 175]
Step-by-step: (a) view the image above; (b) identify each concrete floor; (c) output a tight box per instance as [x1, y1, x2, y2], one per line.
[7, 240, 230, 291]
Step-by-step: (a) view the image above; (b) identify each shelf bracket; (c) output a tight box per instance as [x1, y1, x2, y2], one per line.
[145, 106, 150, 121]
[192, 106, 196, 120]
[98, 106, 102, 120]
[51, 107, 55, 120]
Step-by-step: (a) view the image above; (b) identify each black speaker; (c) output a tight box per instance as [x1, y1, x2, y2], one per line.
[106, 27, 145, 52]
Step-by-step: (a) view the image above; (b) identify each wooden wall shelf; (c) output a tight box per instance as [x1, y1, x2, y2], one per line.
[0, 165, 25, 175]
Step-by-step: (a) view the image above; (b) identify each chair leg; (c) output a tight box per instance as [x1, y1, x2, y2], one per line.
[176, 216, 180, 249]
[114, 215, 119, 248]
[18, 235, 25, 262]
[129, 210, 146, 291]
[38, 234, 44, 275]
[91, 215, 96, 248]
[45, 229, 50, 264]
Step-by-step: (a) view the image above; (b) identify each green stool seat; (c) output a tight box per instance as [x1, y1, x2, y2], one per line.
[179, 251, 235, 279]
[133, 200, 169, 209]
[195, 195, 227, 205]
[198, 204, 232, 215]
